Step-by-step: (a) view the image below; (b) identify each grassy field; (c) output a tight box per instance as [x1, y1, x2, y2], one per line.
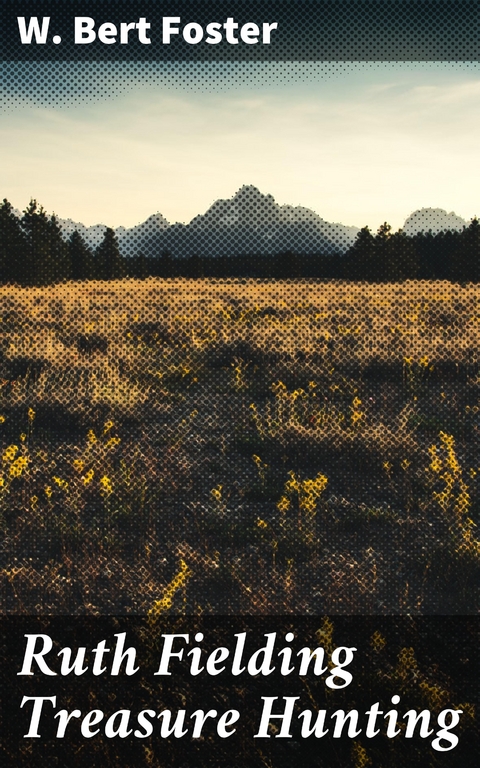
[0, 278, 478, 614]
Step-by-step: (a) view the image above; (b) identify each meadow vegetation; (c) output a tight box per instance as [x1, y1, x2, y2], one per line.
[0, 278, 478, 614]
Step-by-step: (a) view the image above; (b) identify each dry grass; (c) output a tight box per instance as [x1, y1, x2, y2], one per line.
[0, 278, 478, 614]
[2, 277, 477, 353]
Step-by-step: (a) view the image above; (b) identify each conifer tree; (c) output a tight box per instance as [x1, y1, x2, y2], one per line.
[96, 227, 125, 280]
[129, 252, 149, 279]
[454, 218, 480, 282]
[21, 199, 51, 285]
[20, 201, 71, 284]
[48, 214, 71, 283]
[344, 226, 377, 280]
[377, 227, 418, 281]
[0, 198, 27, 283]
[69, 230, 94, 280]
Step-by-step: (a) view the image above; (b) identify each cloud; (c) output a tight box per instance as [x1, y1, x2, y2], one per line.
[1, 67, 480, 230]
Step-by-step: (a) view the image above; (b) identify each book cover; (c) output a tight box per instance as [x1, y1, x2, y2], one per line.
[0, 2, 478, 765]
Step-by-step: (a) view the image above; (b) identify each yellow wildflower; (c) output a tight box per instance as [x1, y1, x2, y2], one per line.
[252, 454, 268, 482]
[352, 742, 371, 768]
[277, 495, 290, 513]
[148, 560, 192, 622]
[87, 429, 97, 444]
[428, 445, 442, 474]
[301, 473, 328, 513]
[82, 469, 94, 486]
[3, 445, 18, 463]
[370, 631, 386, 652]
[10, 456, 28, 477]
[100, 475, 113, 495]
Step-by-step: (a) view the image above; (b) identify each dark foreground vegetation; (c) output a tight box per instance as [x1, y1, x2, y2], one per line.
[2, 616, 477, 767]
[0, 279, 478, 614]
[0, 198, 479, 284]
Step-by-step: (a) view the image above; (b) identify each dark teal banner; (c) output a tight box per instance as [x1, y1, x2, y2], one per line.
[2, 1, 480, 61]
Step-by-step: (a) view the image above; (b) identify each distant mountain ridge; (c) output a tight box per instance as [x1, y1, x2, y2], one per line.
[403, 208, 467, 236]
[52, 185, 360, 257]
[18, 187, 472, 258]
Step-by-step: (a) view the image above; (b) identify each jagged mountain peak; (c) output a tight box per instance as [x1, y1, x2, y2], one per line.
[189, 185, 349, 233]
[9, 189, 473, 257]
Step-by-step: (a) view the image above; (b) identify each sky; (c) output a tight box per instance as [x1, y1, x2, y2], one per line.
[1, 62, 480, 230]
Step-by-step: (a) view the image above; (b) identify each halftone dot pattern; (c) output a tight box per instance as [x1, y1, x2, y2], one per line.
[2, 60, 480, 111]
[0, 270, 478, 614]
[4, 1, 480, 61]
[1, 615, 477, 766]
[0, 2, 478, 620]
[1, 59, 479, 258]
[113, 184, 359, 258]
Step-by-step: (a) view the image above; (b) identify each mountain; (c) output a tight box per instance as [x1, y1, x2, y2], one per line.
[116, 212, 170, 253]
[16, 191, 472, 259]
[57, 211, 170, 251]
[53, 217, 108, 249]
[159, 185, 360, 257]
[55, 186, 360, 258]
[402, 208, 467, 236]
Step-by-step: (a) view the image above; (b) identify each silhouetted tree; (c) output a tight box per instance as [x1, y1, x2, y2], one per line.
[414, 229, 462, 280]
[128, 253, 149, 279]
[377, 228, 418, 281]
[69, 230, 94, 281]
[1, 197, 478, 284]
[0, 199, 27, 283]
[453, 218, 480, 282]
[155, 250, 176, 277]
[344, 226, 377, 279]
[48, 214, 71, 282]
[21, 200, 53, 285]
[96, 227, 125, 280]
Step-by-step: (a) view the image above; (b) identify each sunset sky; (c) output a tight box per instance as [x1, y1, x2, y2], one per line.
[1, 62, 479, 230]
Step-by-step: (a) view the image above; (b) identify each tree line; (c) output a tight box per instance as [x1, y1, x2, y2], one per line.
[0, 198, 478, 284]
